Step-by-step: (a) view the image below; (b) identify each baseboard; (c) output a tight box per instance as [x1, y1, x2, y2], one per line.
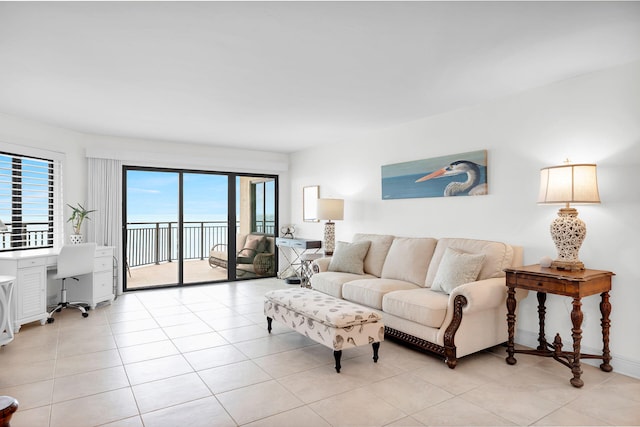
[516, 328, 640, 380]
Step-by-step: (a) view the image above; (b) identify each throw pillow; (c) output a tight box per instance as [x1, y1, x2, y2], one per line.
[255, 235, 268, 254]
[328, 240, 371, 275]
[431, 247, 485, 294]
[238, 235, 264, 260]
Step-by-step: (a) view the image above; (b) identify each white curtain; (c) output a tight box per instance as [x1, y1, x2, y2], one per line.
[87, 157, 124, 295]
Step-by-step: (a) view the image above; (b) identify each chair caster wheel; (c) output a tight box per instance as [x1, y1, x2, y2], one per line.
[82, 313, 89, 318]
[47, 318, 54, 324]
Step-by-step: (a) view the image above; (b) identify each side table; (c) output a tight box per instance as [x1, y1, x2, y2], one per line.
[504, 265, 614, 388]
[275, 237, 322, 283]
[0, 276, 16, 346]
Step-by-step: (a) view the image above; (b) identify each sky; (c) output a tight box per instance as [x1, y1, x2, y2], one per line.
[125, 170, 275, 224]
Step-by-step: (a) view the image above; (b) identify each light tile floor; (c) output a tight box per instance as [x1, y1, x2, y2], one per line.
[1, 278, 639, 427]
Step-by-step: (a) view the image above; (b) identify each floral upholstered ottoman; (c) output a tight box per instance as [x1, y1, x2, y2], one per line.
[264, 288, 384, 372]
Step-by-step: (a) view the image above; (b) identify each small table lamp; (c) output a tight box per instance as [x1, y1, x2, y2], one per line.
[537, 163, 600, 271]
[0, 220, 7, 232]
[316, 198, 344, 256]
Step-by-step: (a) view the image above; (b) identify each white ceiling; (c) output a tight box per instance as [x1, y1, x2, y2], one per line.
[1, 2, 640, 154]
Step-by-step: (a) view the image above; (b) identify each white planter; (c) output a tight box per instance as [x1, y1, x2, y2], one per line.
[69, 234, 83, 244]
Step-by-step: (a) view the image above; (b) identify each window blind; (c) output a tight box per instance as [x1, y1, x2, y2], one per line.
[0, 151, 56, 251]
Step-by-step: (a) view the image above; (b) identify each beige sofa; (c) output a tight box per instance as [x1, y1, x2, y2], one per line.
[311, 233, 527, 368]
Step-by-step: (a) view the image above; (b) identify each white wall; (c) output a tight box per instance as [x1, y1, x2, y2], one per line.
[290, 60, 640, 378]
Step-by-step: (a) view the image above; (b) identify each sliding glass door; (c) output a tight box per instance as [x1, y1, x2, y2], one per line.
[234, 176, 276, 279]
[182, 173, 228, 285]
[123, 167, 277, 290]
[124, 169, 179, 288]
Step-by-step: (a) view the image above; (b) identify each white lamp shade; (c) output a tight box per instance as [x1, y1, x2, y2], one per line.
[0, 219, 7, 232]
[538, 164, 600, 204]
[316, 198, 344, 221]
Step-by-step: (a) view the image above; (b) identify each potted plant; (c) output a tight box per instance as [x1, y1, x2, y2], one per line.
[67, 203, 95, 244]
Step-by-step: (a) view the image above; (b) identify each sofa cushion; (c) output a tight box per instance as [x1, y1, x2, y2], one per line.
[310, 272, 376, 299]
[353, 234, 395, 278]
[382, 289, 450, 328]
[343, 278, 420, 310]
[430, 248, 485, 294]
[425, 238, 514, 287]
[381, 237, 437, 286]
[328, 240, 371, 274]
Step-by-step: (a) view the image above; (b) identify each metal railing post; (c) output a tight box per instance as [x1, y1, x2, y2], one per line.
[167, 222, 172, 262]
[200, 222, 205, 260]
[154, 222, 160, 265]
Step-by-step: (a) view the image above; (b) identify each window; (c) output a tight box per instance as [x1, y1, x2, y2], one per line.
[251, 178, 275, 234]
[0, 151, 55, 251]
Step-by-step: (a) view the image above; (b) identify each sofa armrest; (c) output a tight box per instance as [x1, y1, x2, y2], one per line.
[449, 277, 528, 314]
[312, 257, 332, 273]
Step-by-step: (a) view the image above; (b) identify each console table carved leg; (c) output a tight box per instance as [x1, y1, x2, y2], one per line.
[570, 297, 584, 388]
[506, 287, 517, 365]
[536, 291, 548, 350]
[600, 291, 613, 372]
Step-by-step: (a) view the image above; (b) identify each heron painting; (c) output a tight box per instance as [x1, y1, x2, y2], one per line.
[381, 150, 488, 199]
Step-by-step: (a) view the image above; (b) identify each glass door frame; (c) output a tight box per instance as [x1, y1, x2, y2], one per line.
[122, 165, 279, 291]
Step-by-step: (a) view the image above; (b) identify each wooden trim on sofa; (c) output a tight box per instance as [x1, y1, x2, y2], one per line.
[384, 294, 468, 369]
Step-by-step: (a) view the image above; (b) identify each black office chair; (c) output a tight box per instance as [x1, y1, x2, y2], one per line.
[47, 243, 96, 323]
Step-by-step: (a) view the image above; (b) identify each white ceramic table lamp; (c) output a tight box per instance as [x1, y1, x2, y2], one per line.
[316, 198, 344, 256]
[538, 163, 600, 271]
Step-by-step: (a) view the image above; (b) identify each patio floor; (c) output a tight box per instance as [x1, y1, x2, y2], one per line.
[125, 259, 229, 289]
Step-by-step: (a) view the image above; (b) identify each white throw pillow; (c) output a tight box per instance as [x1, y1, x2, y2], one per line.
[328, 241, 371, 275]
[431, 247, 485, 294]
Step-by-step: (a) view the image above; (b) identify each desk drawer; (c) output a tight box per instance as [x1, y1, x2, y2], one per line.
[289, 240, 309, 249]
[17, 258, 45, 269]
[510, 275, 566, 294]
[94, 256, 113, 273]
[95, 248, 113, 258]
[93, 271, 113, 299]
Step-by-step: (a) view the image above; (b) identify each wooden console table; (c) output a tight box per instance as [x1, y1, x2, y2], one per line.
[504, 264, 614, 388]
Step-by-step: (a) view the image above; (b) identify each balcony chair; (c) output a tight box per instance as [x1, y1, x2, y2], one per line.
[209, 233, 275, 277]
[47, 242, 96, 323]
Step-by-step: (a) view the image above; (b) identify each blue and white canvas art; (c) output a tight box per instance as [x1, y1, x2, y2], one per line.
[381, 150, 488, 199]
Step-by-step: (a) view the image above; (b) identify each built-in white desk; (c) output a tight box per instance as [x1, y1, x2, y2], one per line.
[0, 246, 114, 332]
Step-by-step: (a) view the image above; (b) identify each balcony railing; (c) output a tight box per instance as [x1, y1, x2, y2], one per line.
[1, 221, 276, 269]
[126, 220, 275, 268]
[0, 222, 52, 250]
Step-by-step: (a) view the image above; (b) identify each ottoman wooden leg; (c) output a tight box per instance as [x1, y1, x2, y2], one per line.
[372, 342, 380, 363]
[334, 350, 342, 373]
[266, 317, 272, 333]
